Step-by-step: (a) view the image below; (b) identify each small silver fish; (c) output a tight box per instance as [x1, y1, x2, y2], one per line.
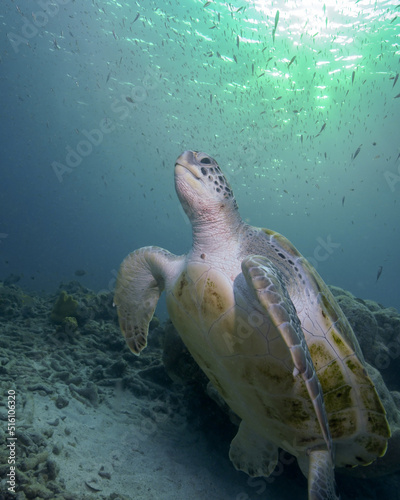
[315, 123, 326, 137]
[272, 10, 279, 43]
[274, 10, 280, 30]
[352, 144, 362, 160]
[376, 266, 383, 282]
[74, 269, 87, 277]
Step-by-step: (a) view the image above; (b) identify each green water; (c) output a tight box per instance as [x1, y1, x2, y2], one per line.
[1, 0, 398, 306]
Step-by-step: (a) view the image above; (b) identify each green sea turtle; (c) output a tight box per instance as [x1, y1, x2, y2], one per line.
[114, 150, 390, 500]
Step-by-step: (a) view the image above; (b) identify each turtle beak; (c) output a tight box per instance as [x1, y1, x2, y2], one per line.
[176, 150, 196, 165]
[175, 151, 201, 179]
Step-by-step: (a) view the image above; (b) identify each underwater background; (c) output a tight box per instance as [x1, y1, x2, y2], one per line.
[1, 2, 400, 500]
[0, 0, 399, 314]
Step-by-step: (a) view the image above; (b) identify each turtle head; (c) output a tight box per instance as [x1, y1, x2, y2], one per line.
[175, 151, 238, 222]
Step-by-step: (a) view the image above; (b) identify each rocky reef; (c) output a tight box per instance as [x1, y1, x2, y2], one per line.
[50, 291, 78, 324]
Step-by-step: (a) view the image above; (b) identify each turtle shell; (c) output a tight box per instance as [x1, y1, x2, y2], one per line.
[239, 227, 391, 467]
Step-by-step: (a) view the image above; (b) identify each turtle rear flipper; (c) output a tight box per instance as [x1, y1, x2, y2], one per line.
[114, 246, 183, 354]
[229, 420, 278, 477]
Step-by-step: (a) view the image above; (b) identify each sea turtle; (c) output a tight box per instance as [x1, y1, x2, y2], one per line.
[114, 150, 390, 500]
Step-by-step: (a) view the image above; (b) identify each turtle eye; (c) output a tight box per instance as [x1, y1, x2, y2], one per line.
[200, 157, 211, 164]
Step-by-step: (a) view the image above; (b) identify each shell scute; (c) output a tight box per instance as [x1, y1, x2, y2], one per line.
[328, 330, 354, 358]
[345, 357, 368, 384]
[309, 342, 333, 371]
[366, 411, 391, 439]
[359, 385, 389, 415]
[279, 398, 311, 426]
[317, 360, 346, 392]
[242, 359, 294, 393]
[323, 385, 353, 413]
[328, 410, 358, 438]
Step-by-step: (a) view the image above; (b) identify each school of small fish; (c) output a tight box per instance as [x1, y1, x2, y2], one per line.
[5, 0, 398, 289]
[19, 0, 396, 185]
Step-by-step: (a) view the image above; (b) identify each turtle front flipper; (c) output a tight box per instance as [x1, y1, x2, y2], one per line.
[241, 256, 338, 497]
[308, 449, 339, 500]
[114, 246, 183, 354]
